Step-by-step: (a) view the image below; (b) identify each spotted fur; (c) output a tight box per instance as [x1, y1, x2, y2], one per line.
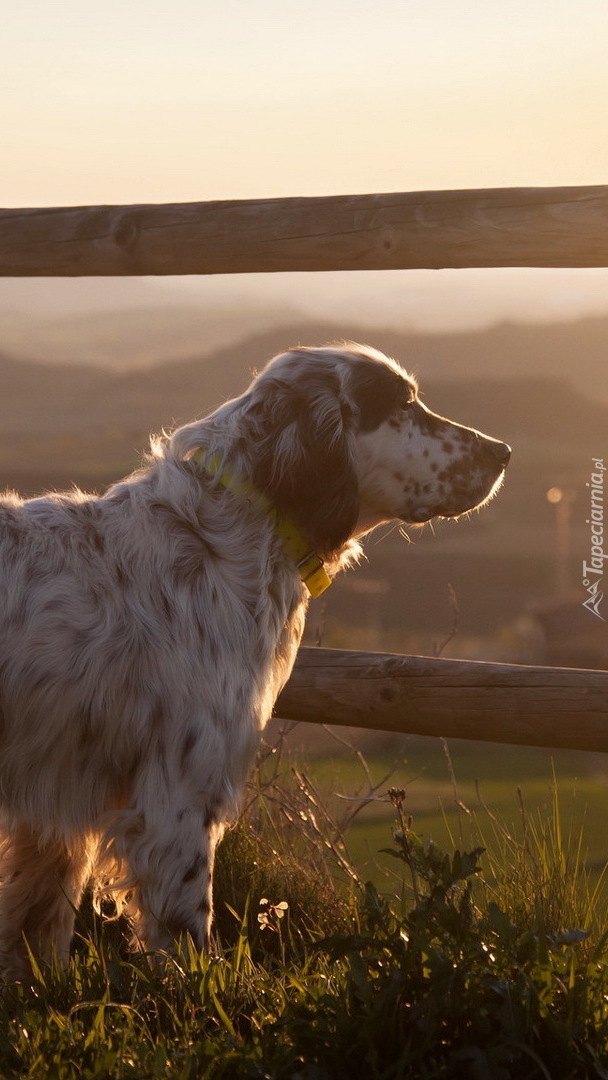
[0, 343, 509, 979]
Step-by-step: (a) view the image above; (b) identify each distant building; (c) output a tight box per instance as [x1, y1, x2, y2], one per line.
[528, 595, 608, 669]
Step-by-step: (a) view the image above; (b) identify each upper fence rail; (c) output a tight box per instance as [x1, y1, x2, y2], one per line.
[3, 184, 608, 276]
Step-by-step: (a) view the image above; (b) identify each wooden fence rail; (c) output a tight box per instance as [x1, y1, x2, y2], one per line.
[276, 648, 608, 754]
[3, 184, 608, 276]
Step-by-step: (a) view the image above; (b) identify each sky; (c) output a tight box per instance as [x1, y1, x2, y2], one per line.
[3, 0, 608, 329]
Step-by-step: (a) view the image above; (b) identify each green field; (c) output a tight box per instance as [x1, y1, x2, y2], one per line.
[4, 741, 608, 1079]
[273, 733, 608, 888]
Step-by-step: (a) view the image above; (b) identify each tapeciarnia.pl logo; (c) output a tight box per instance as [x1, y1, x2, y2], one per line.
[582, 457, 606, 620]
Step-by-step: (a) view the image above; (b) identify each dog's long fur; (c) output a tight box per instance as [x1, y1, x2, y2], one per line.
[0, 344, 510, 978]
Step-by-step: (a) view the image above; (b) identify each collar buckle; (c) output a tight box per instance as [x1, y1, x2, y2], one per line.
[296, 552, 332, 598]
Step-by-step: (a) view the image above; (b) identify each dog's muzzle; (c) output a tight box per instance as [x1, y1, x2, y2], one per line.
[407, 435, 511, 523]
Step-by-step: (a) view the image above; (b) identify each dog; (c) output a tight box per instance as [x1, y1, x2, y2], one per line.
[0, 343, 510, 978]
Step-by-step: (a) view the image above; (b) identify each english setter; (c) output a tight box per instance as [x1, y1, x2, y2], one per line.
[0, 344, 510, 979]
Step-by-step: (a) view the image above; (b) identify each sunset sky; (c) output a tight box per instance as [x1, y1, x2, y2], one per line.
[3, 0, 608, 329]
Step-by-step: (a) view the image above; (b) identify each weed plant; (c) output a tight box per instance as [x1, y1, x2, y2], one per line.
[1, 745, 608, 1078]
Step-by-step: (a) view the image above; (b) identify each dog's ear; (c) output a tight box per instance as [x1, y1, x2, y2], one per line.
[249, 367, 359, 558]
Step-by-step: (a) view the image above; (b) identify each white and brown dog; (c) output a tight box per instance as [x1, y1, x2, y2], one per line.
[0, 343, 510, 978]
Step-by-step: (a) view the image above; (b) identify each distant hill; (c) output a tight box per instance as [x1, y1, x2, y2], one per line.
[4, 308, 608, 410]
[0, 332, 604, 655]
[0, 328, 604, 513]
[223, 317, 608, 403]
[0, 277, 302, 369]
[0, 325, 606, 446]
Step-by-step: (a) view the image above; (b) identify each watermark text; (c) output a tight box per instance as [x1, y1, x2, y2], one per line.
[582, 457, 606, 620]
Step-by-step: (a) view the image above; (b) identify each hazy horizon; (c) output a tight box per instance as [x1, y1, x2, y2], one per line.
[4, 266, 608, 338]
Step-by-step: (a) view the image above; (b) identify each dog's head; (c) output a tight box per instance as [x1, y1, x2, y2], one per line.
[242, 344, 510, 558]
[172, 344, 510, 561]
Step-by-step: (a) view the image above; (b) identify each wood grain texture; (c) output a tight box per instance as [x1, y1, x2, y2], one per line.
[276, 647, 608, 753]
[3, 185, 608, 275]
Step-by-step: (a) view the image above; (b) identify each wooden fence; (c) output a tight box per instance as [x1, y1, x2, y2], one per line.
[277, 649, 608, 754]
[3, 185, 608, 276]
[3, 184, 608, 749]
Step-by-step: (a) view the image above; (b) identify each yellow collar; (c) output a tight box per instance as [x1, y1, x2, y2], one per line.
[192, 448, 332, 598]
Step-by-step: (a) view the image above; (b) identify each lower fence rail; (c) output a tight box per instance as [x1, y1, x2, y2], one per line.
[275, 647, 608, 754]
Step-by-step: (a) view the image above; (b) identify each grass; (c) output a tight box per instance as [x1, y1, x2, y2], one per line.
[289, 732, 608, 891]
[4, 738, 608, 1078]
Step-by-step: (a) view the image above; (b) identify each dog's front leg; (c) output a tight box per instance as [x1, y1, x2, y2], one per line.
[119, 799, 223, 956]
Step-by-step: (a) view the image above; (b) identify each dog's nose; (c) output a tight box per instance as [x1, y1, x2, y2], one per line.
[489, 440, 511, 468]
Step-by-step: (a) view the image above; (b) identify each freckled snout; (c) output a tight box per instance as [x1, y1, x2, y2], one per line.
[431, 426, 511, 520]
[402, 406, 511, 524]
